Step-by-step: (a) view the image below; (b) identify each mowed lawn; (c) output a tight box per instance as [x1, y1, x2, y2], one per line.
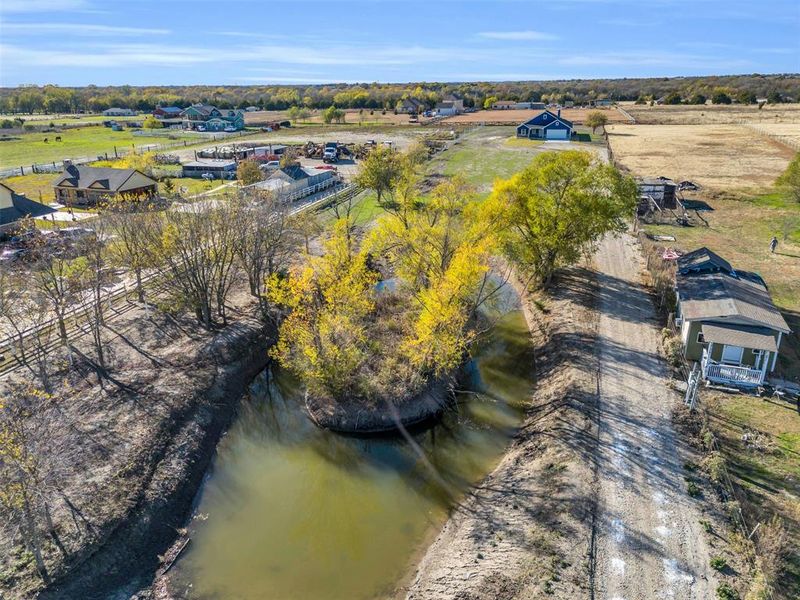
[0, 125, 195, 169]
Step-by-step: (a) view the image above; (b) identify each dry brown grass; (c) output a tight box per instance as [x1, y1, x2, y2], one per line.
[622, 102, 800, 125]
[607, 124, 796, 190]
[442, 106, 631, 125]
[244, 109, 415, 126]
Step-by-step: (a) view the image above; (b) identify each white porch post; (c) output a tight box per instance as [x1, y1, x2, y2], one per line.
[771, 332, 782, 371]
[760, 352, 769, 383]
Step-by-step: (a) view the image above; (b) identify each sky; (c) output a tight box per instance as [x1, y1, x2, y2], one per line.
[0, 0, 798, 87]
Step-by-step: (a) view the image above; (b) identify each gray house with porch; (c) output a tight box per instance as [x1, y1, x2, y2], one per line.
[675, 248, 790, 387]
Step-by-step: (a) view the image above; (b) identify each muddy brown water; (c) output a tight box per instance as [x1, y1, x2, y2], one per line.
[168, 310, 535, 600]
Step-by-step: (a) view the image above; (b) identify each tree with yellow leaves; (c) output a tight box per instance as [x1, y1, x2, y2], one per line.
[485, 150, 637, 288]
[269, 218, 379, 400]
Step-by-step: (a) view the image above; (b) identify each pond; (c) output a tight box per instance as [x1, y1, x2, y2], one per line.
[168, 309, 535, 600]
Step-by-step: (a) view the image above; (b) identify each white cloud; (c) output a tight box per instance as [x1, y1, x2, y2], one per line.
[478, 30, 558, 41]
[2, 23, 170, 35]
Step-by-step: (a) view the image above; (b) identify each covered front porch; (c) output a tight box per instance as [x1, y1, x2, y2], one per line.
[699, 323, 777, 387]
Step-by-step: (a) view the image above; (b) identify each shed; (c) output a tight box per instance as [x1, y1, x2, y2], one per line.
[181, 159, 237, 179]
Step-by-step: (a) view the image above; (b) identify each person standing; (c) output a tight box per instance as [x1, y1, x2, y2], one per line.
[770, 236, 778, 254]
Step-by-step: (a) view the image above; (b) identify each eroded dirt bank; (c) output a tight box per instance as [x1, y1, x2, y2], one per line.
[406, 267, 601, 599]
[0, 293, 272, 600]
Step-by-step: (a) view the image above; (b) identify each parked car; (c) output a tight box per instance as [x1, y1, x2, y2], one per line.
[201, 173, 215, 180]
[223, 126, 237, 133]
[260, 161, 280, 171]
[197, 126, 206, 132]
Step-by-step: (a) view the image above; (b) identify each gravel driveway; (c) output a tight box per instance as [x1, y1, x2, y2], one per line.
[592, 232, 717, 600]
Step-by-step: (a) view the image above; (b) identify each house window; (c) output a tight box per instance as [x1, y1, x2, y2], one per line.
[696, 332, 705, 344]
[543, 114, 548, 120]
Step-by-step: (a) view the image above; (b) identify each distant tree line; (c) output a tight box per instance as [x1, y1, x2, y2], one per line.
[1, 74, 798, 115]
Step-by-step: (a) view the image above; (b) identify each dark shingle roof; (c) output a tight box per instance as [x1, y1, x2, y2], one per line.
[677, 247, 732, 275]
[1, 183, 56, 226]
[52, 165, 146, 191]
[676, 262, 789, 333]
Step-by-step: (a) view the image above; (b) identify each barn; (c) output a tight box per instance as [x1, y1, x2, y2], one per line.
[516, 110, 574, 141]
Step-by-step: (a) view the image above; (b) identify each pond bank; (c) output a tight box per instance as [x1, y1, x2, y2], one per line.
[37, 313, 274, 600]
[305, 379, 452, 434]
[406, 266, 601, 599]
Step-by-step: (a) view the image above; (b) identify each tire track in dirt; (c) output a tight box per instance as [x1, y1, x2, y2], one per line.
[591, 232, 717, 600]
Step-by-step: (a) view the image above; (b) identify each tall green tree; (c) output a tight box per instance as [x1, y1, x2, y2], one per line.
[776, 152, 800, 204]
[486, 150, 637, 288]
[354, 145, 405, 207]
[585, 110, 609, 133]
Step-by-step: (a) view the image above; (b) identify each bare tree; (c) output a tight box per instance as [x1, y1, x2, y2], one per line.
[154, 201, 240, 327]
[102, 204, 162, 303]
[0, 385, 67, 584]
[231, 193, 294, 317]
[0, 273, 57, 391]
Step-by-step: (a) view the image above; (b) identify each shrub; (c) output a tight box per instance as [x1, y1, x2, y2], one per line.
[717, 582, 740, 600]
[710, 556, 727, 571]
[687, 480, 701, 498]
[744, 567, 771, 600]
[702, 428, 716, 450]
[702, 451, 727, 483]
[700, 519, 713, 533]
[0, 119, 13, 129]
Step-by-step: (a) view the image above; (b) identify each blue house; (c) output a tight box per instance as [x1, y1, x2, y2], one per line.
[516, 110, 574, 141]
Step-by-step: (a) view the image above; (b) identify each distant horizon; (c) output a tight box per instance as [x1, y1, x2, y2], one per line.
[3, 73, 800, 90]
[1, 0, 798, 87]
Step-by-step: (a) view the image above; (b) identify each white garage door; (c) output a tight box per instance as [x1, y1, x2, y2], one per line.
[546, 128, 568, 140]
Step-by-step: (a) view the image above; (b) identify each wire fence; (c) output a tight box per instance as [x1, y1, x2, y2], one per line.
[0, 130, 260, 179]
[744, 124, 800, 152]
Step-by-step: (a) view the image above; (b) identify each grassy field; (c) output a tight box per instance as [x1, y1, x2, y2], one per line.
[0, 125, 197, 169]
[442, 106, 631, 125]
[607, 124, 796, 191]
[431, 126, 602, 194]
[622, 102, 800, 125]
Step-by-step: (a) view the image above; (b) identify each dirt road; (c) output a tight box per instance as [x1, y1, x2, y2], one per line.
[592, 233, 717, 599]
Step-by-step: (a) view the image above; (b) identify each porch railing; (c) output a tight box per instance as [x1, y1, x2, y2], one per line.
[701, 349, 764, 386]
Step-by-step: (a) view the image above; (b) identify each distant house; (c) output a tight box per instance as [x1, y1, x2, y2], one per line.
[102, 107, 136, 117]
[52, 163, 157, 207]
[436, 101, 457, 117]
[591, 99, 614, 107]
[245, 106, 260, 112]
[248, 165, 338, 201]
[443, 93, 465, 113]
[181, 104, 245, 131]
[516, 109, 574, 140]
[153, 106, 183, 119]
[496, 101, 546, 110]
[398, 97, 425, 114]
[675, 247, 790, 387]
[0, 182, 56, 234]
[563, 100, 575, 108]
